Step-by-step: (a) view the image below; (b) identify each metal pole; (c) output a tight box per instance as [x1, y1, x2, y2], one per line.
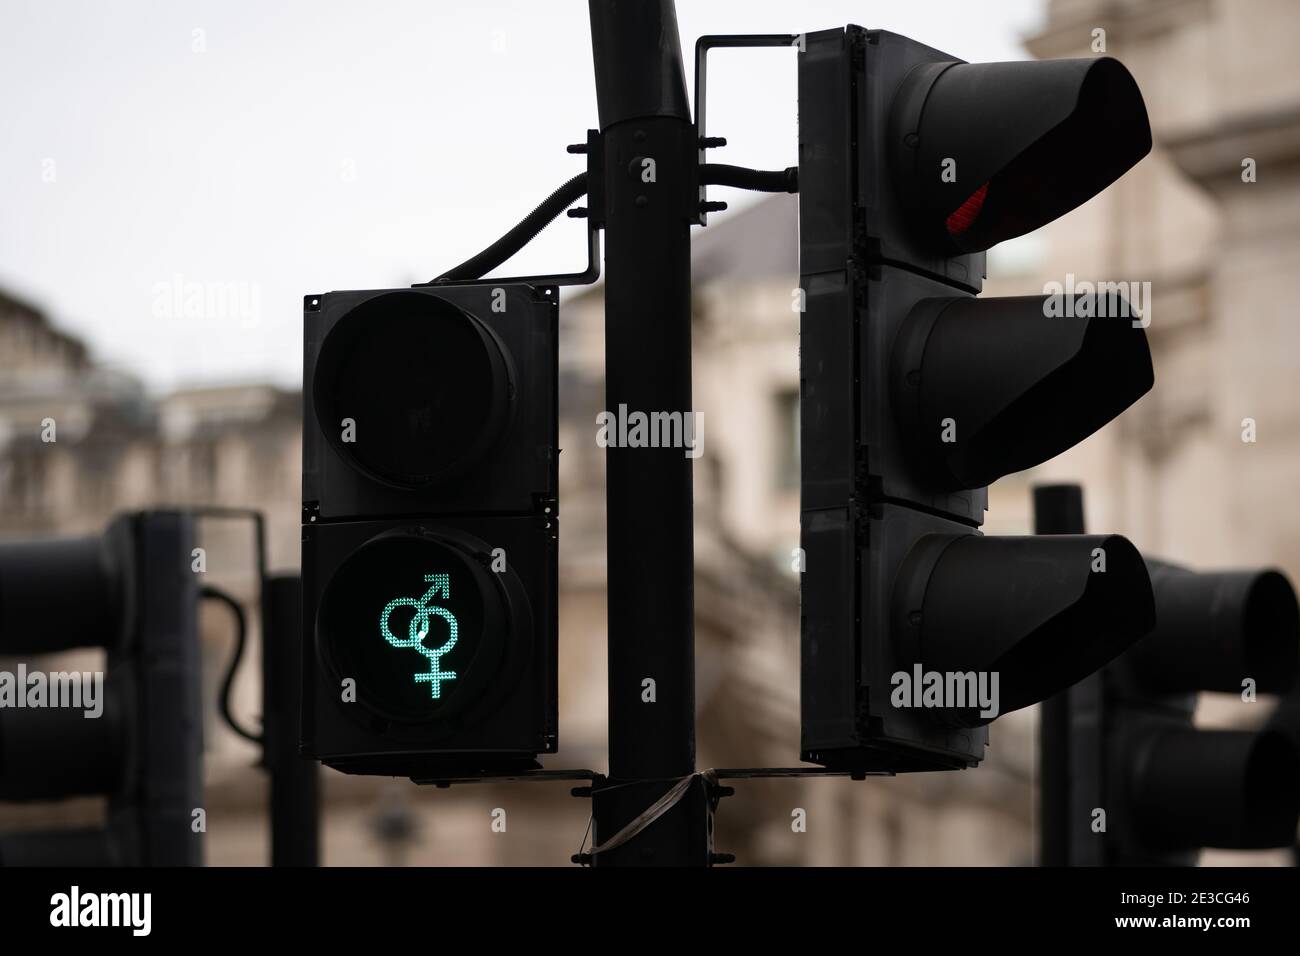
[587, 0, 709, 866]
[263, 573, 320, 866]
[1032, 484, 1085, 866]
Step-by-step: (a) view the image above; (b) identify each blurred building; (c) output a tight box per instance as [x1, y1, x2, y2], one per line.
[2, 0, 1298, 865]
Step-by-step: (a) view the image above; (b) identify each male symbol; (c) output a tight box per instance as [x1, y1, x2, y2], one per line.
[380, 573, 459, 699]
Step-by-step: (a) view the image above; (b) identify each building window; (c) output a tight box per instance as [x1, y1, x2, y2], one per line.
[774, 387, 799, 491]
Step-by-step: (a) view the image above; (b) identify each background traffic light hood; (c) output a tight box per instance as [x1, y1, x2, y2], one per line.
[890, 54, 1153, 254]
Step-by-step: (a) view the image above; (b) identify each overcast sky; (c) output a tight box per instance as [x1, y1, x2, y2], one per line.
[0, 0, 1042, 391]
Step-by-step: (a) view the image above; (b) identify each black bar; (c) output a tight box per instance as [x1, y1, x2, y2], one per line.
[588, 0, 705, 866]
[263, 573, 319, 866]
[1032, 484, 1085, 866]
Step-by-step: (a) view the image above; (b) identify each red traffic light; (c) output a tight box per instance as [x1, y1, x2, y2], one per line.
[891, 56, 1152, 253]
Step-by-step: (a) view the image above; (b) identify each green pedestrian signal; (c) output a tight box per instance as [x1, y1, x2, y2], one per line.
[381, 573, 461, 699]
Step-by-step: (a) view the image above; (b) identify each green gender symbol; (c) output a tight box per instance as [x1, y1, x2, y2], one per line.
[380, 572, 460, 699]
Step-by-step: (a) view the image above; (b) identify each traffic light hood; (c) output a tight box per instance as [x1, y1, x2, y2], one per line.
[892, 293, 1155, 490]
[0, 529, 130, 654]
[891, 55, 1152, 254]
[1129, 562, 1300, 694]
[1127, 727, 1300, 850]
[894, 533, 1156, 726]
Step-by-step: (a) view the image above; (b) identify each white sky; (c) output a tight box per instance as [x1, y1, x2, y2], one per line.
[0, 0, 1042, 391]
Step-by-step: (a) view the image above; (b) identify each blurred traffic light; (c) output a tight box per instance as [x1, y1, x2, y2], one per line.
[798, 27, 1156, 770]
[1116, 562, 1300, 860]
[0, 511, 204, 865]
[1034, 484, 1300, 864]
[300, 284, 558, 777]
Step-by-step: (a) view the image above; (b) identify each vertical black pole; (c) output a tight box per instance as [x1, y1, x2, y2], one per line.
[263, 573, 320, 866]
[1032, 484, 1085, 867]
[588, 0, 708, 865]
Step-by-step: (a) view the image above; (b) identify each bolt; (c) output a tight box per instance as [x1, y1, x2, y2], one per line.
[699, 136, 727, 148]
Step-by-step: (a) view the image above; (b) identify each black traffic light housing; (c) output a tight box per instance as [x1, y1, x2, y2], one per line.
[0, 511, 204, 865]
[303, 284, 558, 521]
[799, 27, 1156, 771]
[301, 283, 558, 777]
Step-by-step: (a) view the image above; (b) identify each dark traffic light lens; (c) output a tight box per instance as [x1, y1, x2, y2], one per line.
[317, 531, 510, 723]
[314, 291, 513, 487]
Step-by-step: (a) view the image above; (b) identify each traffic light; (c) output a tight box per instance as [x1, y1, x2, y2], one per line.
[0, 511, 204, 865]
[798, 27, 1157, 771]
[1033, 484, 1300, 865]
[1114, 563, 1300, 861]
[300, 283, 558, 777]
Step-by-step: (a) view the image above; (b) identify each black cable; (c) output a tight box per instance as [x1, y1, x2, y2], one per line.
[201, 585, 262, 745]
[703, 163, 798, 193]
[434, 172, 589, 283]
[430, 163, 798, 284]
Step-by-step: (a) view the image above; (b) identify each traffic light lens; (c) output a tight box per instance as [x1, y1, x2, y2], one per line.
[944, 182, 987, 237]
[317, 531, 507, 723]
[314, 291, 512, 487]
[894, 56, 1152, 253]
[958, 59, 1149, 251]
